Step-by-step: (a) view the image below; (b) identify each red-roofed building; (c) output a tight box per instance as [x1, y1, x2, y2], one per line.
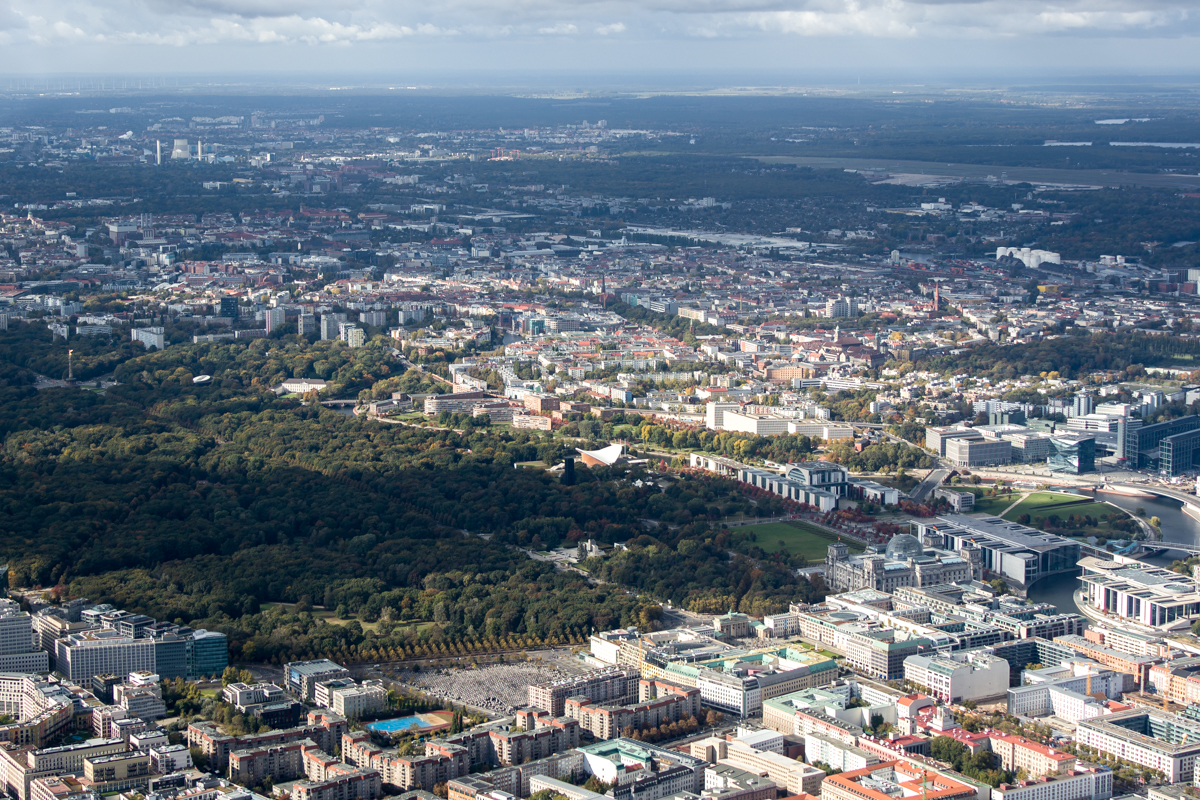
[988, 734, 1076, 779]
[856, 734, 933, 760]
[896, 694, 936, 718]
[991, 763, 1113, 800]
[821, 761, 977, 800]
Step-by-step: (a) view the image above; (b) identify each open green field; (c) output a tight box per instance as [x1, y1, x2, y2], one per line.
[741, 521, 864, 560]
[948, 486, 1022, 515]
[1000, 492, 1092, 515]
[255, 604, 429, 633]
[995, 493, 1135, 539]
[970, 493, 1020, 515]
[1007, 500, 1115, 521]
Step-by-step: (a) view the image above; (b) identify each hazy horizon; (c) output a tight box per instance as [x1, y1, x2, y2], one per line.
[0, 0, 1199, 84]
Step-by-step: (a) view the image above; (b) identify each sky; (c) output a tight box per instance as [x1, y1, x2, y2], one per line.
[0, 0, 1199, 82]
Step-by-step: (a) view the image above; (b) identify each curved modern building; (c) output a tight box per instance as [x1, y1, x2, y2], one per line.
[1078, 556, 1200, 634]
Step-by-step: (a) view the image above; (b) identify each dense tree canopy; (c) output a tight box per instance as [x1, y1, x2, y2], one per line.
[0, 329, 827, 664]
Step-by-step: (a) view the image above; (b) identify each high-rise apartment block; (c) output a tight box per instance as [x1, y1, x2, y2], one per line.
[321, 313, 348, 340]
[527, 667, 639, 717]
[0, 600, 49, 673]
[265, 307, 286, 333]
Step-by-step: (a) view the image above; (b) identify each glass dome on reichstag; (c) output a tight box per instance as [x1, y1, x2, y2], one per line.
[885, 533, 925, 560]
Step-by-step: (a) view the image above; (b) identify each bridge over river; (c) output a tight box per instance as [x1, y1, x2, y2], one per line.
[1091, 482, 1200, 557]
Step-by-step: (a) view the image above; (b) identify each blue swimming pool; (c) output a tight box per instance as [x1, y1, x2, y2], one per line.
[366, 715, 427, 733]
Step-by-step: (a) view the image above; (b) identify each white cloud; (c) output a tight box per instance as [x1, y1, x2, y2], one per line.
[537, 22, 578, 35]
[745, 1, 920, 37]
[0, 0, 1196, 63]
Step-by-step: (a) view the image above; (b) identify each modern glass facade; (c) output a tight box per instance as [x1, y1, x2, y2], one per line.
[154, 635, 189, 680]
[1048, 435, 1096, 474]
[1125, 415, 1200, 469]
[1161, 428, 1200, 476]
[188, 630, 228, 679]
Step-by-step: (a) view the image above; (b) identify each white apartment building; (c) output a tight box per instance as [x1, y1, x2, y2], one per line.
[131, 327, 166, 351]
[0, 605, 49, 674]
[340, 323, 366, 348]
[329, 682, 389, 719]
[722, 411, 791, 436]
[945, 435, 1012, 467]
[0, 603, 34, 656]
[989, 765, 1112, 800]
[762, 613, 802, 639]
[714, 739, 825, 795]
[149, 744, 193, 774]
[903, 653, 1009, 704]
[1044, 686, 1110, 724]
[697, 671, 761, 718]
[223, 682, 285, 710]
[264, 307, 286, 333]
[705, 402, 742, 431]
[803, 732, 877, 772]
[1077, 709, 1200, 783]
[1066, 414, 1124, 433]
[825, 298, 859, 318]
[54, 632, 156, 683]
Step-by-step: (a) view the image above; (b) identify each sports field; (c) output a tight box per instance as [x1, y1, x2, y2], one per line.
[741, 521, 864, 560]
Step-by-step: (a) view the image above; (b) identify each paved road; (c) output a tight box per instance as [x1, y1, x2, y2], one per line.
[32, 373, 69, 390]
[1111, 482, 1200, 510]
[910, 468, 949, 502]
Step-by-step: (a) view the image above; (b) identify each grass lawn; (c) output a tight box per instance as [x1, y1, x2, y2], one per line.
[1001, 491, 1090, 512]
[1008, 500, 1115, 520]
[971, 494, 1021, 515]
[514, 460, 548, 469]
[260, 602, 384, 633]
[997, 493, 1136, 540]
[741, 521, 864, 561]
[946, 486, 1022, 515]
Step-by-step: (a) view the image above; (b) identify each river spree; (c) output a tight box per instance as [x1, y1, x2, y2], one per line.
[1026, 487, 1198, 615]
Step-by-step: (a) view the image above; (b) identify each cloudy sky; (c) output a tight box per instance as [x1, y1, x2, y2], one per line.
[0, 0, 1198, 81]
